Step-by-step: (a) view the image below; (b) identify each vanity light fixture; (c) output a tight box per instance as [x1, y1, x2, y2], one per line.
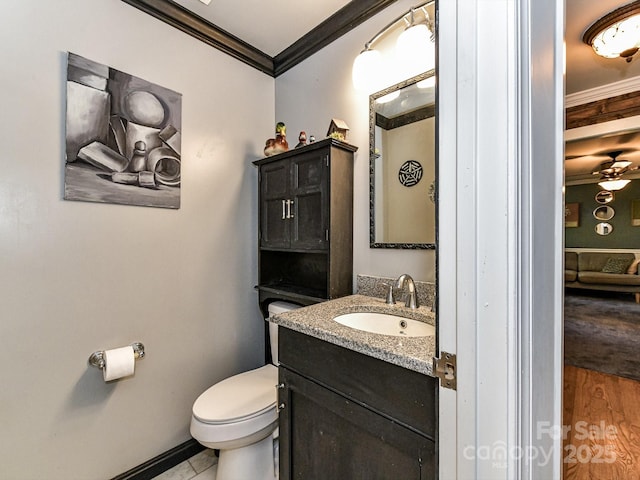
[352, 1, 435, 92]
[583, 1, 640, 62]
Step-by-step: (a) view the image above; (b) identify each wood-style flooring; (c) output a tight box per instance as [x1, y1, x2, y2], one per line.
[563, 365, 640, 479]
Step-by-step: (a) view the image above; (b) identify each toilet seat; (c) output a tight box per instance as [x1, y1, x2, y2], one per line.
[193, 364, 278, 425]
[190, 364, 279, 448]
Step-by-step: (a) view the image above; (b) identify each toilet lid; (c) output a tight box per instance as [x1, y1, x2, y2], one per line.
[193, 364, 278, 424]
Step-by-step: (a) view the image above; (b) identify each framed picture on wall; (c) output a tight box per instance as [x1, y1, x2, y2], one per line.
[632, 200, 640, 226]
[565, 202, 580, 227]
[64, 52, 182, 209]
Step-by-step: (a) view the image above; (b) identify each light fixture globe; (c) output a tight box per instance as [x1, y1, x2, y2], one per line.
[598, 178, 631, 191]
[375, 91, 400, 104]
[396, 23, 435, 77]
[583, 1, 640, 62]
[352, 48, 384, 92]
[351, 1, 434, 93]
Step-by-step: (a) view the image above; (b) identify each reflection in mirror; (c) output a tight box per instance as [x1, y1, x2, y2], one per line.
[595, 222, 613, 236]
[370, 71, 436, 249]
[595, 190, 614, 204]
[593, 205, 615, 221]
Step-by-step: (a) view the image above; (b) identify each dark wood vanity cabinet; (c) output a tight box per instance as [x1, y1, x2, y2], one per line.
[278, 328, 437, 479]
[254, 139, 357, 309]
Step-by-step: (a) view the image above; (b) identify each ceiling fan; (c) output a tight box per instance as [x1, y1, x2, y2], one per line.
[592, 150, 639, 191]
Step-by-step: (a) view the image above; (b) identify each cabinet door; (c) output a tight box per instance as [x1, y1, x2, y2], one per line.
[290, 151, 328, 250]
[260, 159, 290, 248]
[279, 368, 435, 480]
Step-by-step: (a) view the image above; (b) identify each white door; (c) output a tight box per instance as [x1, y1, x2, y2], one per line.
[436, 1, 564, 478]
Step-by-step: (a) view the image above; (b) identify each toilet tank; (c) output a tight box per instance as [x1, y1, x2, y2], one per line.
[267, 301, 300, 365]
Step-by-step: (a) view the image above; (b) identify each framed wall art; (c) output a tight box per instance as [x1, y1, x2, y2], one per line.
[565, 202, 580, 228]
[632, 199, 640, 226]
[65, 52, 182, 209]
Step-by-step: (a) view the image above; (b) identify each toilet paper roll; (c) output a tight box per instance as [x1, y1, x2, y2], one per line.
[103, 346, 135, 381]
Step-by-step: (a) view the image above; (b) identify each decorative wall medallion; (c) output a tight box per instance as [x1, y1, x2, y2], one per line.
[398, 160, 423, 187]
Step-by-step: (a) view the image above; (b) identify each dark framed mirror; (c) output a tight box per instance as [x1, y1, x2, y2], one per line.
[369, 70, 436, 249]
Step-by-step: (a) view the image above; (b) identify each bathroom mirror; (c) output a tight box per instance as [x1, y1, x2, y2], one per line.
[370, 71, 436, 249]
[595, 222, 613, 236]
[595, 190, 614, 204]
[593, 205, 615, 221]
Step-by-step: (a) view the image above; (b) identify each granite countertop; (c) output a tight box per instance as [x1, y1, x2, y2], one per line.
[270, 294, 436, 376]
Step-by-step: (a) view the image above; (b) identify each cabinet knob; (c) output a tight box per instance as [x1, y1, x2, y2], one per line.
[277, 403, 286, 412]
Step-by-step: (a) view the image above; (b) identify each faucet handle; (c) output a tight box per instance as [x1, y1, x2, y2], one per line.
[384, 284, 395, 305]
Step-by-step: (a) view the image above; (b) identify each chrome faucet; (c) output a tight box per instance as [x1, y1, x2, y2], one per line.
[395, 274, 419, 309]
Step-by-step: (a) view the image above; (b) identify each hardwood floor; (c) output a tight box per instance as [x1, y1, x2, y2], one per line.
[563, 365, 640, 479]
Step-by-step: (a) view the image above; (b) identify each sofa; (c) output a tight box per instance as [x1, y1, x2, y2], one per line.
[565, 251, 640, 302]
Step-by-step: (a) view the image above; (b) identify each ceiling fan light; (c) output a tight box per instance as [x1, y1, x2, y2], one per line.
[611, 160, 632, 169]
[598, 178, 631, 191]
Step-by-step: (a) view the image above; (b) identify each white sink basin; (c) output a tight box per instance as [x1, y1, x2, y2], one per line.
[333, 312, 434, 337]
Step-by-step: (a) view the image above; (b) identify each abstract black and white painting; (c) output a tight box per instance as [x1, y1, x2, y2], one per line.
[65, 53, 182, 209]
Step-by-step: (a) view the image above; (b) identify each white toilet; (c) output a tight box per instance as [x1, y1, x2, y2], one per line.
[190, 301, 299, 480]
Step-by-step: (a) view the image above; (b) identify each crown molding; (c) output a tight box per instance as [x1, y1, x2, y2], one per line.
[565, 75, 640, 108]
[121, 0, 274, 75]
[273, 0, 398, 77]
[121, 0, 398, 78]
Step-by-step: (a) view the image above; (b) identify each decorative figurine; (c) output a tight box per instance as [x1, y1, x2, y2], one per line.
[264, 122, 289, 156]
[309, 135, 316, 143]
[326, 118, 349, 142]
[295, 131, 307, 148]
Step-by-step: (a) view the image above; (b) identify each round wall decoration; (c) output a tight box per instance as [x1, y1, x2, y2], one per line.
[398, 160, 423, 187]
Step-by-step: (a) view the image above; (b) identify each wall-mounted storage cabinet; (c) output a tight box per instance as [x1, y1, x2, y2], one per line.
[259, 150, 328, 250]
[253, 138, 356, 312]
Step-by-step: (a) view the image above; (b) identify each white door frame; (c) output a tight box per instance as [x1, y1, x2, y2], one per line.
[437, 1, 564, 478]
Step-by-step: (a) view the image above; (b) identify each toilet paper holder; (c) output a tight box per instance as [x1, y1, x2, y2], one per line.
[88, 342, 145, 369]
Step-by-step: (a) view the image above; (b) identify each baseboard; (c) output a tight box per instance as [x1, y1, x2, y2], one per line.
[111, 439, 205, 480]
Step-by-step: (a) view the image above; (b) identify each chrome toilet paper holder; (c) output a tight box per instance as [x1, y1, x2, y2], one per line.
[88, 342, 145, 369]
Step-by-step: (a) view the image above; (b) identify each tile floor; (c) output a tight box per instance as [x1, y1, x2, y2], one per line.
[151, 449, 218, 480]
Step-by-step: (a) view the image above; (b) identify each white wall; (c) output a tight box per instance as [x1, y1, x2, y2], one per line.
[275, 0, 436, 283]
[0, 1, 274, 478]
